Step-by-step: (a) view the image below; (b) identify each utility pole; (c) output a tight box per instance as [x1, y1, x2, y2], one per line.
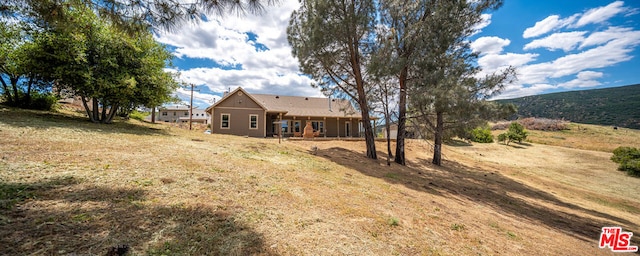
[187, 83, 199, 130]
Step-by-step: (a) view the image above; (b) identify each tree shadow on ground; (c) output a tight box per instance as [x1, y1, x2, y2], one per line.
[0, 176, 275, 255]
[445, 139, 473, 147]
[317, 147, 638, 245]
[0, 107, 170, 136]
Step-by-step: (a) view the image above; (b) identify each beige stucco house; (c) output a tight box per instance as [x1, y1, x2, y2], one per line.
[205, 87, 367, 138]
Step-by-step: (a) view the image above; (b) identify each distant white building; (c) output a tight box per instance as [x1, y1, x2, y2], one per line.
[156, 105, 210, 124]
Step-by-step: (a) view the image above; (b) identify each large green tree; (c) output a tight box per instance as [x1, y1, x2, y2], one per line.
[1, 22, 38, 107]
[404, 0, 515, 166]
[34, 6, 179, 123]
[369, 0, 507, 165]
[288, 0, 378, 159]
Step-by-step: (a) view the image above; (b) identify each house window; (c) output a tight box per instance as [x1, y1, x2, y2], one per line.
[173, 112, 176, 116]
[249, 115, 258, 129]
[293, 121, 301, 133]
[184, 112, 188, 116]
[221, 113, 230, 129]
[312, 121, 324, 133]
[162, 112, 167, 116]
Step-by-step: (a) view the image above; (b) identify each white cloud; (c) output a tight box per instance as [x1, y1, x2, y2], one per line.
[580, 26, 637, 49]
[470, 36, 510, 55]
[522, 1, 630, 39]
[556, 71, 604, 89]
[478, 53, 538, 74]
[522, 15, 577, 38]
[574, 1, 626, 27]
[174, 67, 321, 97]
[471, 14, 492, 36]
[174, 87, 221, 107]
[154, 0, 324, 102]
[489, 1, 640, 99]
[523, 31, 587, 52]
[493, 83, 555, 100]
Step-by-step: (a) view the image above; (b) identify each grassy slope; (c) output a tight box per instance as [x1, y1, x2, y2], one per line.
[1, 107, 639, 255]
[497, 84, 640, 129]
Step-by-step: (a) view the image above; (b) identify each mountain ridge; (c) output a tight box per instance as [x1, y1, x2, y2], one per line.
[496, 84, 640, 129]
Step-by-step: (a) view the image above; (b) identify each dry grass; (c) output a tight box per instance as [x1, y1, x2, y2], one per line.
[494, 122, 640, 152]
[1, 106, 639, 255]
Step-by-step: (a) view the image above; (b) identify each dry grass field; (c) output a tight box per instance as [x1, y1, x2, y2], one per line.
[1, 107, 639, 255]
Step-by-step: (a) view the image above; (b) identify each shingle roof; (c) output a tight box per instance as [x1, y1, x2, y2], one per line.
[251, 94, 361, 118]
[206, 87, 363, 119]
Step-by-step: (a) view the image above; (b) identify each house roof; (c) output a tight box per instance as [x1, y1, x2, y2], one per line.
[205, 87, 269, 112]
[252, 94, 361, 118]
[160, 105, 199, 111]
[206, 87, 362, 119]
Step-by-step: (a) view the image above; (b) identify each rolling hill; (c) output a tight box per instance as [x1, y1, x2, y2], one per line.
[497, 84, 640, 129]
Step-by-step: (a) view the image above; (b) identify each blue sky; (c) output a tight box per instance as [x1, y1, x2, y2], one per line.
[155, 0, 640, 107]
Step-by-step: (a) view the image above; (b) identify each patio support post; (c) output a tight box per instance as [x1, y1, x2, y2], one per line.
[337, 117, 340, 139]
[324, 117, 327, 138]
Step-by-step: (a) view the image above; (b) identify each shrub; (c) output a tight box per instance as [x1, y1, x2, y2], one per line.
[497, 133, 507, 143]
[470, 126, 494, 143]
[29, 93, 59, 111]
[129, 110, 149, 121]
[498, 122, 528, 145]
[611, 147, 640, 177]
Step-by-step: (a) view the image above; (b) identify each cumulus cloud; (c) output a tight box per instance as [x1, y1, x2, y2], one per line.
[580, 26, 638, 49]
[470, 36, 510, 55]
[478, 53, 538, 74]
[574, 1, 626, 27]
[522, 15, 577, 38]
[523, 31, 587, 52]
[471, 14, 492, 36]
[154, 0, 316, 102]
[557, 71, 604, 89]
[490, 1, 640, 99]
[522, 1, 629, 38]
[493, 83, 556, 100]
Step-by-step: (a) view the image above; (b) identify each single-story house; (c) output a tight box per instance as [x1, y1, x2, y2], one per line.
[205, 87, 370, 138]
[156, 105, 209, 124]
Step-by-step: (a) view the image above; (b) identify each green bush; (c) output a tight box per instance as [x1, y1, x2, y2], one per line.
[498, 122, 528, 145]
[470, 126, 494, 143]
[129, 110, 149, 121]
[26, 92, 58, 111]
[611, 147, 640, 177]
[497, 133, 507, 143]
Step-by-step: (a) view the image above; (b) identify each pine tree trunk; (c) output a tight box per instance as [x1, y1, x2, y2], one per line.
[385, 122, 392, 166]
[104, 103, 119, 124]
[100, 100, 108, 123]
[151, 106, 156, 123]
[92, 98, 100, 122]
[348, 30, 376, 160]
[432, 111, 444, 166]
[81, 97, 96, 123]
[10, 76, 19, 106]
[395, 67, 408, 165]
[358, 98, 377, 159]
